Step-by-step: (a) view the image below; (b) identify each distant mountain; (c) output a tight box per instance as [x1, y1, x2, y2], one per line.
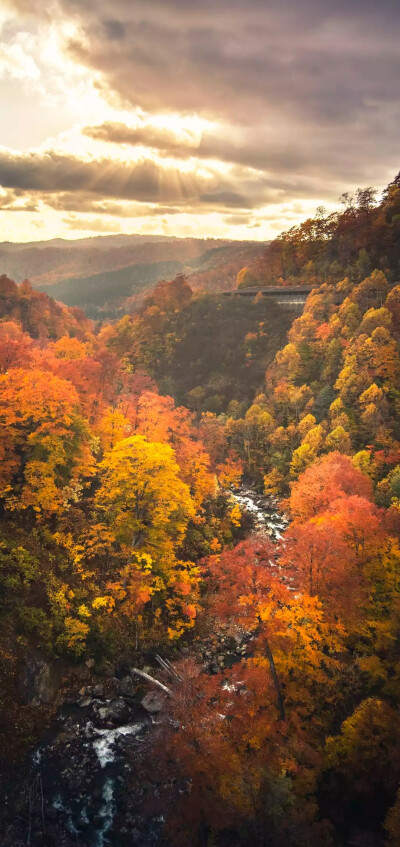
[0, 235, 265, 318]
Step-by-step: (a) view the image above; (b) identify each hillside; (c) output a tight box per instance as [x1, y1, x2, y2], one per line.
[249, 171, 400, 288]
[3, 186, 400, 845]
[0, 235, 229, 286]
[0, 235, 265, 318]
[105, 274, 295, 413]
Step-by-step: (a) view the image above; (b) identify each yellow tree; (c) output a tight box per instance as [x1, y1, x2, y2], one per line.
[96, 434, 195, 554]
[95, 435, 199, 640]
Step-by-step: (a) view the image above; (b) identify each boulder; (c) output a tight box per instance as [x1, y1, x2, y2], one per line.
[19, 655, 60, 705]
[141, 691, 164, 714]
[116, 676, 135, 698]
[93, 684, 104, 697]
[77, 696, 92, 708]
[105, 698, 131, 724]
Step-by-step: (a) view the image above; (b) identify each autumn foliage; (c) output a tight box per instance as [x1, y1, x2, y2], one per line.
[2, 187, 400, 847]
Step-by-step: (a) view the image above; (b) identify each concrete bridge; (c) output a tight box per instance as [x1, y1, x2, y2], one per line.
[223, 285, 314, 308]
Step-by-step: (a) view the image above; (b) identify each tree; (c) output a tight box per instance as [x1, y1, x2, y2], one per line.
[324, 698, 400, 834]
[0, 368, 94, 515]
[325, 425, 352, 453]
[236, 267, 257, 288]
[158, 541, 344, 846]
[96, 434, 195, 555]
[0, 321, 34, 373]
[288, 451, 373, 521]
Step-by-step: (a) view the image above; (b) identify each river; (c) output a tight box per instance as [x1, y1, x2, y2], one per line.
[3, 489, 286, 847]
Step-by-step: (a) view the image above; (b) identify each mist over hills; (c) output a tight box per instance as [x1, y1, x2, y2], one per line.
[0, 234, 265, 318]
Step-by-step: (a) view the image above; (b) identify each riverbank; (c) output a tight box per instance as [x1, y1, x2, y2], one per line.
[2, 489, 287, 847]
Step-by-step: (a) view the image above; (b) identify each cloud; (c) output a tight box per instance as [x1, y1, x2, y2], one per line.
[58, 0, 400, 131]
[0, 187, 39, 211]
[0, 38, 40, 83]
[45, 192, 185, 217]
[0, 148, 219, 203]
[0, 148, 320, 211]
[67, 0, 400, 197]
[83, 118, 400, 191]
[2, 0, 400, 242]
[63, 214, 123, 232]
[84, 121, 198, 156]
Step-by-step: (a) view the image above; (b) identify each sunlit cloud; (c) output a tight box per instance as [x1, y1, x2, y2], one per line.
[0, 0, 399, 242]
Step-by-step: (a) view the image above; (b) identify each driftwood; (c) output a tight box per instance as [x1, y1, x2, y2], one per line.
[130, 666, 172, 695]
[155, 653, 183, 682]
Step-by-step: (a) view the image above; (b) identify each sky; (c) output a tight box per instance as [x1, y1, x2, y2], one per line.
[0, 0, 399, 243]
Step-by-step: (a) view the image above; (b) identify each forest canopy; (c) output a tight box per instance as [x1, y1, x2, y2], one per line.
[1, 170, 400, 847]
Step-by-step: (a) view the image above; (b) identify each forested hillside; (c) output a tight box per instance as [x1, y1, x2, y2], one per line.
[249, 172, 400, 288]
[0, 235, 264, 319]
[2, 172, 400, 847]
[104, 274, 294, 413]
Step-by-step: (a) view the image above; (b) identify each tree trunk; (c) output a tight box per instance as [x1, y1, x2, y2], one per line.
[264, 636, 286, 721]
[130, 667, 172, 695]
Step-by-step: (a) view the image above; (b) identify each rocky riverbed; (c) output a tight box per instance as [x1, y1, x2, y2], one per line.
[3, 671, 172, 847]
[2, 489, 286, 847]
[232, 486, 288, 539]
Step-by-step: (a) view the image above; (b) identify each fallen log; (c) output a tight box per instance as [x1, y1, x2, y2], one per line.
[130, 667, 172, 696]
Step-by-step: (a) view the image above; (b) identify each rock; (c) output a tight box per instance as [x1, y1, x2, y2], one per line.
[117, 676, 135, 697]
[98, 707, 108, 720]
[19, 655, 60, 705]
[105, 698, 131, 724]
[56, 731, 69, 742]
[77, 696, 92, 708]
[141, 691, 164, 714]
[93, 684, 104, 697]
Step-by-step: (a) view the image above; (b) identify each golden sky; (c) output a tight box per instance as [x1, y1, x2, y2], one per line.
[0, 0, 399, 242]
